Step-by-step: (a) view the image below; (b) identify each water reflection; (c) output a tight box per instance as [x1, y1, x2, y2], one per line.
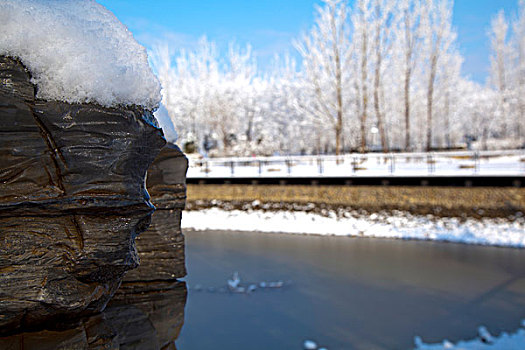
[178, 230, 525, 350]
[0, 281, 186, 350]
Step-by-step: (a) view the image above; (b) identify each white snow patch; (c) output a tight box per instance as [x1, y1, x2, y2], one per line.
[0, 0, 161, 109]
[303, 340, 318, 349]
[182, 208, 525, 248]
[414, 322, 525, 349]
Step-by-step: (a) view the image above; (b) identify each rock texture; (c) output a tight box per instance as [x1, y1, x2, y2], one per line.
[108, 281, 187, 349]
[122, 143, 188, 283]
[0, 56, 166, 335]
[0, 281, 187, 349]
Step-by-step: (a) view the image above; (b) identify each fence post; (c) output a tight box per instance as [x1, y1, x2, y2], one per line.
[230, 161, 234, 176]
[390, 153, 395, 174]
[258, 160, 262, 176]
[427, 153, 434, 174]
[318, 157, 323, 175]
[474, 151, 480, 173]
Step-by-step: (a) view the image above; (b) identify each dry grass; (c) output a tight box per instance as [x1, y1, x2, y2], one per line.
[187, 184, 525, 218]
[449, 155, 473, 160]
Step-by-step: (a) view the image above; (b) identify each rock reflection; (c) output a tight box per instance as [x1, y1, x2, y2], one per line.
[0, 281, 187, 350]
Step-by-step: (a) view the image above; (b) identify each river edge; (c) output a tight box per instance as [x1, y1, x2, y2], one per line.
[181, 205, 525, 248]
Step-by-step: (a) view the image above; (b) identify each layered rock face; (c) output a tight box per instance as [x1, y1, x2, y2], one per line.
[121, 143, 188, 283]
[109, 281, 187, 349]
[0, 281, 187, 349]
[0, 56, 166, 334]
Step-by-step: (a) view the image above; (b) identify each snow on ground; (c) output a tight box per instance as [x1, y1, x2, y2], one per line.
[0, 0, 161, 109]
[182, 207, 525, 248]
[188, 151, 525, 178]
[414, 321, 525, 349]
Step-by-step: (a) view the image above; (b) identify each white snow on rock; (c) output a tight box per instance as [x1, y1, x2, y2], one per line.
[0, 0, 161, 110]
[182, 208, 525, 248]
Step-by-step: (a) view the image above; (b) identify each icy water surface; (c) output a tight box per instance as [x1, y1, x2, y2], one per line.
[178, 230, 525, 350]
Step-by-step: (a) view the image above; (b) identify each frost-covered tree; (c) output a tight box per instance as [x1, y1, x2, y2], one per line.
[370, 0, 396, 152]
[438, 53, 462, 148]
[395, 0, 422, 150]
[351, 0, 374, 152]
[457, 81, 499, 150]
[295, 0, 353, 155]
[487, 1, 525, 148]
[266, 55, 316, 154]
[149, 0, 525, 157]
[152, 38, 262, 155]
[420, 0, 458, 151]
[511, 0, 525, 145]
[489, 10, 512, 139]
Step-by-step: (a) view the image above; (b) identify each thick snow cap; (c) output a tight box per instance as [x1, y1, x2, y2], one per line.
[0, 0, 161, 110]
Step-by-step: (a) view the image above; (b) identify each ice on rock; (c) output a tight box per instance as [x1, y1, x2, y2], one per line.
[0, 0, 161, 110]
[154, 104, 178, 142]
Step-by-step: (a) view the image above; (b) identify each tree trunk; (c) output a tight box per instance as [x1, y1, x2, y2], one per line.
[245, 104, 254, 143]
[404, 63, 411, 151]
[374, 32, 388, 152]
[403, 10, 413, 152]
[335, 123, 342, 157]
[334, 19, 344, 156]
[426, 53, 438, 152]
[444, 89, 451, 149]
[519, 48, 525, 144]
[360, 31, 368, 153]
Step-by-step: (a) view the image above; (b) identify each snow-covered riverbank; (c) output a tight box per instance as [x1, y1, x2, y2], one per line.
[414, 321, 525, 350]
[182, 207, 525, 248]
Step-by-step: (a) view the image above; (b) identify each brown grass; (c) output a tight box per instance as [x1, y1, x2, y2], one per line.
[187, 184, 525, 218]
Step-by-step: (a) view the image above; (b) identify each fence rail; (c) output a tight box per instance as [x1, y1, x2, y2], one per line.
[187, 150, 525, 179]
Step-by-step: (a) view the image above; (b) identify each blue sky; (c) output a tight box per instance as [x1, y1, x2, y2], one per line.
[98, 0, 520, 84]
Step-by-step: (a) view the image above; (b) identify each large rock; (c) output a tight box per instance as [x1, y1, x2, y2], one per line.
[108, 281, 187, 349]
[0, 56, 166, 334]
[122, 143, 188, 283]
[0, 281, 187, 349]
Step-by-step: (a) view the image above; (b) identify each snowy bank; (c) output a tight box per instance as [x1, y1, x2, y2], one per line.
[0, 0, 160, 109]
[414, 321, 525, 349]
[182, 208, 525, 248]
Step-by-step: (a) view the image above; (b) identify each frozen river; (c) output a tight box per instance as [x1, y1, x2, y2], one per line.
[178, 230, 525, 349]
